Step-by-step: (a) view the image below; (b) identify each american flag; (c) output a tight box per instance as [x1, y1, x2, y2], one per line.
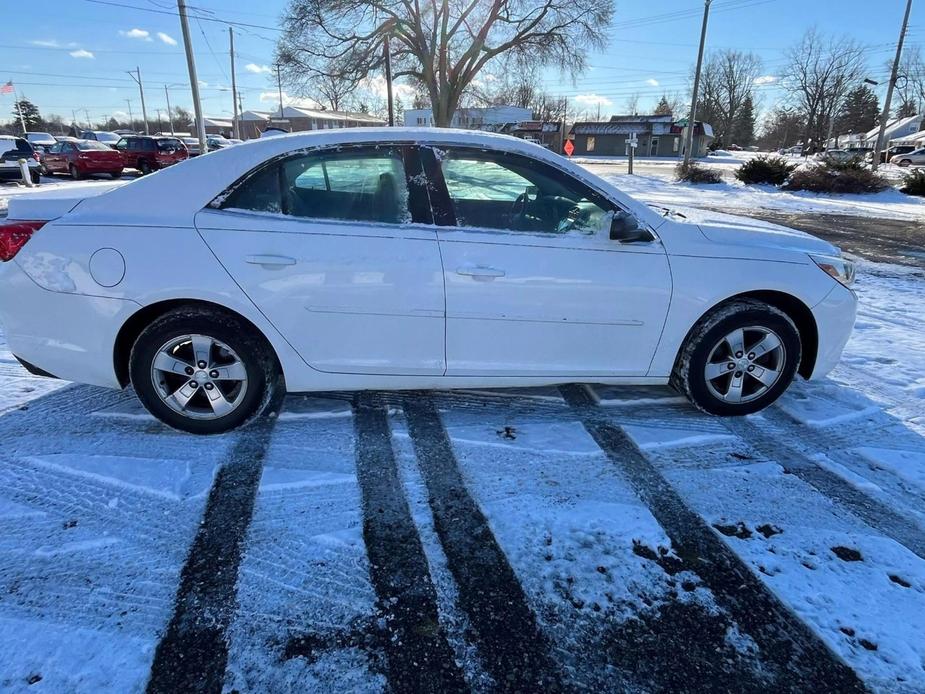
[0, 81, 13, 95]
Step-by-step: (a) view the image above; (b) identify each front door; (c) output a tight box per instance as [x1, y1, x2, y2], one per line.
[422, 146, 672, 377]
[197, 144, 446, 376]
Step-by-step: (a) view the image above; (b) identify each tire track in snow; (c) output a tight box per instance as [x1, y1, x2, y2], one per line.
[321, 393, 468, 693]
[402, 394, 564, 693]
[560, 384, 867, 692]
[146, 415, 277, 694]
[723, 415, 925, 561]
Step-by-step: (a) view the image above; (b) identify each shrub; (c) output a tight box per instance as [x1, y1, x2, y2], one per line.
[734, 155, 796, 185]
[675, 161, 723, 184]
[783, 159, 889, 194]
[900, 168, 925, 197]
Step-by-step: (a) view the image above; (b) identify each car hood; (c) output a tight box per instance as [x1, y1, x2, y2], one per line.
[665, 206, 839, 256]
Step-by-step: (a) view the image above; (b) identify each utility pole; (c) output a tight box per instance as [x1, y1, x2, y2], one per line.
[872, 0, 913, 171]
[14, 88, 27, 134]
[683, 0, 712, 166]
[125, 99, 134, 130]
[155, 109, 164, 134]
[164, 85, 175, 135]
[276, 64, 284, 120]
[84, 109, 92, 130]
[177, 0, 207, 153]
[383, 34, 394, 126]
[229, 27, 240, 139]
[126, 67, 149, 134]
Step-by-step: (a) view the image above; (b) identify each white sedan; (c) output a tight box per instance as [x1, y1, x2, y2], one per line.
[0, 128, 857, 434]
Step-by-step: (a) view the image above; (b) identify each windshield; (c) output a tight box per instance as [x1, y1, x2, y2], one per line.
[182, 138, 199, 146]
[94, 132, 120, 143]
[27, 133, 56, 143]
[77, 141, 113, 151]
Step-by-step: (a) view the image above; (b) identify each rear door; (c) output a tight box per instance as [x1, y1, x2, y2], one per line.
[196, 144, 447, 376]
[422, 145, 672, 377]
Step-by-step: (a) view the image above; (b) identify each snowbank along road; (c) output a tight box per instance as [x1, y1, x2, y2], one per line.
[0, 254, 924, 693]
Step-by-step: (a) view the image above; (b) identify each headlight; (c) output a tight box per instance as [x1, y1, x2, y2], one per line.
[810, 254, 855, 287]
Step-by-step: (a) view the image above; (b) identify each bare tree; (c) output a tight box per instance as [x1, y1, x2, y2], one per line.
[783, 29, 866, 150]
[894, 45, 925, 115]
[276, 0, 614, 126]
[696, 49, 762, 146]
[623, 92, 640, 115]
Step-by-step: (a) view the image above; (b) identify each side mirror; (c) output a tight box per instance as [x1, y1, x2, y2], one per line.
[610, 212, 653, 243]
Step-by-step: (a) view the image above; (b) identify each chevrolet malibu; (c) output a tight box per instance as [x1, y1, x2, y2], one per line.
[0, 128, 857, 434]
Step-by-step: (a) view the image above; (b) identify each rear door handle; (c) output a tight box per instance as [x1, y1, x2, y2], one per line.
[245, 254, 297, 267]
[456, 265, 505, 278]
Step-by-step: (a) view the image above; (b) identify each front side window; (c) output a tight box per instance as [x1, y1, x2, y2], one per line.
[435, 148, 614, 235]
[219, 146, 411, 225]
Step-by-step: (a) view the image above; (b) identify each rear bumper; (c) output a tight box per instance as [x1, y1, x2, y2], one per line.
[809, 281, 858, 379]
[0, 260, 138, 389]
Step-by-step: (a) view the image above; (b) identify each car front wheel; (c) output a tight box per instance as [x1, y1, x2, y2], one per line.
[129, 308, 280, 434]
[671, 299, 801, 416]
[899, 159, 912, 167]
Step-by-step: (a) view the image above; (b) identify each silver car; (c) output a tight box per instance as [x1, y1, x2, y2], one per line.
[890, 147, 925, 167]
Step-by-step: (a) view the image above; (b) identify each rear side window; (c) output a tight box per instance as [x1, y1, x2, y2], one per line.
[219, 146, 412, 225]
[158, 139, 183, 151]
[77, 141, 111, 151]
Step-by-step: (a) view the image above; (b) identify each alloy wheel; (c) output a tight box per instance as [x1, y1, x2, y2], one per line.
[703, 326, 786, 404]
[150, 334, 248, 420]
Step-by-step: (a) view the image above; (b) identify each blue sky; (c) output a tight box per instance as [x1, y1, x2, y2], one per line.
[1, 0, 922, 127]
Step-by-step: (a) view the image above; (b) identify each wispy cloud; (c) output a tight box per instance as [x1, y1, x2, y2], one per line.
[120, 28, 152, 41]
[754, 75, 778, 85]
[245, 63, 273, 74]
[156, 32, 177, 46]
[31, 39, 77, 48]
[574, 93, 613, 108]
[70, 49, 95, 59]
[646, 78, 660, 87]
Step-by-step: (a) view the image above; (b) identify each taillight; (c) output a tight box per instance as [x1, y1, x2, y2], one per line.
[0, 220, 46, 262]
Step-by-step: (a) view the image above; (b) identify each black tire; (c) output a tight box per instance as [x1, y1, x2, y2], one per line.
[69, 164, 83, 180]
[899, 159, 912, 167]
[671, 299, 801, 416]
[30, 170, 41, 185]
[129, 307, 280, 434]
[138, 159, 151, 175]
[110, 170, 123, 179]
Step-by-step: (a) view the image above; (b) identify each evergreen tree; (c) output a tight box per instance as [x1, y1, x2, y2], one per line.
[11, 98, 41, 131]
[653, 95, 672, 115]
[729, 94, 756, 146]
[834, 85, 879, 134]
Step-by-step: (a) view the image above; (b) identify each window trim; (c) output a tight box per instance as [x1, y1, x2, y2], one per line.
[210, 143, 432, 226]
[419, 145, 620, 234]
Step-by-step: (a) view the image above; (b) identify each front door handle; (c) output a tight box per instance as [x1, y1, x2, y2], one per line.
[245, 254, 297, 268]
[456, 265, 505, 278]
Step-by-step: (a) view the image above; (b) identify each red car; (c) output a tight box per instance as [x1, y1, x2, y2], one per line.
[114, 136, 188, 174]
[43, 140, 124, 179]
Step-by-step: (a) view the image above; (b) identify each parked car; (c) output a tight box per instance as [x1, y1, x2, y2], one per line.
[876, 145, 916, 163]
[727, 144, 743, 151]
[778, 145, 803, 156]
[890, 147, 925, 167]
[114, 135, 188, 174]
[24, 132, 57, 153]
[0, 136, 41, 184]
[0, 129, 858, 434]
[817, 149, 858, 163]
[42, 139, 124, 179]
[206, 135, 234, 152]
[80, 131, 122, 148]
[181, 137, 201, 156]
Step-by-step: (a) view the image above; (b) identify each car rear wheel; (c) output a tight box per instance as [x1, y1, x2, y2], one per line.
[29, 170, 41, 185]
[671, 299, 801, 416]
[68, 164, 83, 180]
[129, 308, 280, 434]
[138, 159, 151, 175]
[109, 170, 122, 179]
[899, 159, 912, 167]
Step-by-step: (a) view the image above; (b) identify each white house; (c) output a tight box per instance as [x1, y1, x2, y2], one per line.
[404, 105, 532, 128]
[830, 114, 923, 149]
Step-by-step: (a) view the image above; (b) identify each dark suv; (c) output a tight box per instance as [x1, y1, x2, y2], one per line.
[114, 136, 188, 174]
[0, 136, 41, 184]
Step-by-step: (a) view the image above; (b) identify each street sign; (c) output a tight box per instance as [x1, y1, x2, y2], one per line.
[563, 139, 574, 157]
